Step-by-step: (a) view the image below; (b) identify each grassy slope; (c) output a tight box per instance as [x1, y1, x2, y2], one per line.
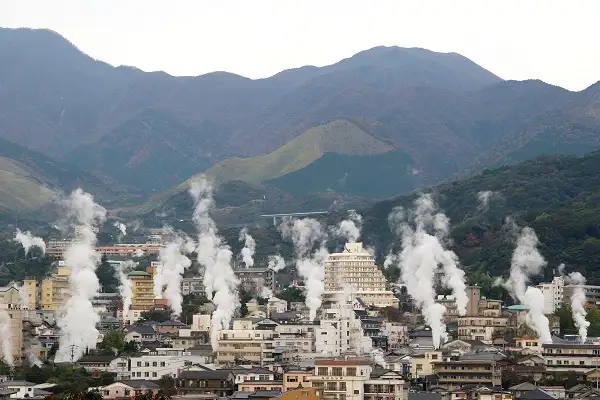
[137, 119, 393, 213]
[0, 157, 56, 211]
[200, 119, 393, 185]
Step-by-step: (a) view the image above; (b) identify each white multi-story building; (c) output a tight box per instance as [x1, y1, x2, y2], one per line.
[128, 348, 195, 379]
[323, 243, 398, 308]
[216, 319, 276, 365]
[315, 293, 372, 358]
[537, 276, 564, 314]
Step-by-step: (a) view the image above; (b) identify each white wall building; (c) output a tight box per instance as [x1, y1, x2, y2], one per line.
[537, 276, 564, 314]
[128, 348, 194, 379]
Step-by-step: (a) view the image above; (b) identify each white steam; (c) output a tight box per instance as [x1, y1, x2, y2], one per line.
[267, 255, 286, 272]
[115, 260, 136, 318]
[55, 189, 107, 363]
[336, 285, 371, 356]
[12, 282, 30, 309]
[14, 229, 46, 256]
[0, 310, 13, 366]
[260, 286, 274, 300]
[113, 222, 127, 236]
[190, 177, 238, 350]
[334, 210, 362, 243]
[387, 194, 468, 348]
[155, 234, 194, 317]
[371, 348, 386, 368]
[280, 218, 328, 321]
[567, 272, 590, 343]
[477, 191, 495, 210]
[239, 228, 256, 268]
[504, 225, 552, 344]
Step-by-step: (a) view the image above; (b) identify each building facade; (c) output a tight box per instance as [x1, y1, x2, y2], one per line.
[323, 243, 398, 308]
[537, 276, 565, 314]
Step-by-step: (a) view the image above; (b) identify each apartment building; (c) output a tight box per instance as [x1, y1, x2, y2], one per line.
[436, 295, 459, 323]
[95, 244, 162, 257]
[283, 371, 312, 391]
[323, 243, 398, 308]
[0, 287, 26, 363]
[564, 284, 600, 306]
[216, 319, 276, 365]
[90, 380, 160, 400]
[20, 280, 37, 310]
[40, 267, 70, 311]
[537, 276, 565, 314]
[234, 267, 276, 293]
[274, 322, 316, 354]
[310, 359, 407, 400]
[411, 351, 442, 378]
[383, 323, 409, 349]
[458, 287, 507, 343]
[128, 348, 195, 379]
[543, 338, 600, 374]
[432, 360, 501, 390]
[177, 370, 235, 397]
[181, 277, 204, 296]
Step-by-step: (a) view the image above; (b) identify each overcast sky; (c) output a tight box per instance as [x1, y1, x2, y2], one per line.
[2, 0, 599, 91]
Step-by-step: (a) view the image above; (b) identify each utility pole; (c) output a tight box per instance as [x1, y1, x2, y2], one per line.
[68, 344, 79, 363]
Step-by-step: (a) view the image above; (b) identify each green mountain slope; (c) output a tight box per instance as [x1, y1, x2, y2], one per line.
[358, 151, 600, 284]
[198, 119, 393, 185]
[0, 137, 139, 215]
[267, 149, 416, 197]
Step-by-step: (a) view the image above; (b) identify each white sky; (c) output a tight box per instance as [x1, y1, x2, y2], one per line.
[2, 0, 599, 91]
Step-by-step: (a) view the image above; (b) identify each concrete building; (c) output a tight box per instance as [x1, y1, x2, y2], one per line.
[564, 284, 600, 307]
[216, 319, 276, 365]
[315, 294, 372, 358]
[20, 281, 37, 310]
[537, 276, 565, 314]
[411, 351, 442, 378]
[40, 267, 71, 311]
[0, 287, 25, 363]
[458, 287, 507, 343]
[432, 359, 502, 390]
[181, 277, 204, 296]
[543, 337, 600, 374]
[310, 359, 407, 400]
[234, 268, 276, 294]
[128, 348, 193, 379]
[323, 243, 398, 308]
[129, 271, 155, 310]
[283, 371, 312, 392]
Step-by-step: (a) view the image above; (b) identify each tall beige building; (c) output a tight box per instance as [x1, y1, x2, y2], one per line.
[0, 286, 26, 363]
[41, 266, 71, 311]
[323, 242, 398, 307]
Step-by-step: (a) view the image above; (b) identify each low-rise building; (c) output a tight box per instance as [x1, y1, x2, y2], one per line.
[177, 370, 235, 398]
[234, 268, 276, 294]
[283, 371, 312, 392]
[432, 360, 501, 390]
[216, 319, 276, 365]
[90, 380, 160, 400]
[181, 277, 204, 296]
[543, 338, 600, 374]
[128, 348, 193, 379]
[239, 381, 284, 393]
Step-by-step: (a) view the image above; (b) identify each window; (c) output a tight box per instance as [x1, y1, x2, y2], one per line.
[431, 354, 438, 360]
[339, 382, 346, 390]
[145, 372, 149, 377]
[327, 382, 337, 390]
[331, 367, 343, 376]
[145, 362, 150, 367]
[354, 390, 360, 395]
[136, 362, 141, 367]
[317, 367, 328, 376]
[124, 390, 130, 396]
[152, 372, 157, 377]
[160, 362, 166, 367]
[153, 362, 157, 367]
[346, 367, 356, 376]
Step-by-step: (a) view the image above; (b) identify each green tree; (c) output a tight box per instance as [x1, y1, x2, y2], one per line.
[97, 330, 126, 355]
[276, 286, 305, 303]
[139, 309, 171, 323]
[96, 255, 119, 292]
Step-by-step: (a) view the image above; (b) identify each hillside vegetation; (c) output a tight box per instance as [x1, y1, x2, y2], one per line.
[194, 119, 393, 185]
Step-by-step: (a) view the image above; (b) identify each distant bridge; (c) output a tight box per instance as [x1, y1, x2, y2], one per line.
[261, 211, 329, 226]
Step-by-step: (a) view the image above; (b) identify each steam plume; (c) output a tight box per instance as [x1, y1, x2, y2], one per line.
[267, 255, 286, 272]
[371, 348, 386, 367]
[14, 229, 46, 256]
[477, 191, 496, 210]
[280, 218, 328, 320]
[334, 210, 362, 243]
[505, 225, 552, 343]
[190, 177, 238, 349]
[115, 260, 136, 319]
[12, 282, 30, 309]
[239, 228, 256, 268]
[388, 194, 468, 348]
[55, 189, 106, 363]
[155, 234, 194, 317]
[260, 286, 274, 300]
[0, 310, 13, 366]
[335, 285, 371, 356]
[113, 222, 127, 236]
[567, 272, 590, 343]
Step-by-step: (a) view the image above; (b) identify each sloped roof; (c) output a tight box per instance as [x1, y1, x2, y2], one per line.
[519, 388, 555, 400]
[509, 382, 538, 391]
[179, 370, 234, 380]
[119, 380, 160, 390]
[0, 381, 36, 387]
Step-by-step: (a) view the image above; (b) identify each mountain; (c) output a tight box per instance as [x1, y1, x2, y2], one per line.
[3, 27, 600, 214]
[356, 151, 600, 285]
[0, 137, 134, 218]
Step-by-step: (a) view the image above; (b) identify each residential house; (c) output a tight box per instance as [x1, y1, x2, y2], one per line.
[77, 355, 129, 379]
[411, 351, 442, 378]
[156, 320, 188, 335]
[91, 380, 160, 400]
[238, 381, 284, 393]
[125, 325, 159, 343]
[0, 382, 37, 399]
[226, 367, 276, 385]
[282, 371, 312, 392]
[128, 348, 194, 380]
[177, 370, 236, 397]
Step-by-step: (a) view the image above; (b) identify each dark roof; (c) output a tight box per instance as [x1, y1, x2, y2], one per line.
[157, 320, 187, 326]
[510, 382, 538, 391]
[409, 393, 442, 400]
[119, 380, 160, 390]
[269, 312, 299, 322]
[126, 325, 156, 334]
[179, 370, 234, 380]
[0, 389, 18, 396]
[225, 367, 273, 375]
[78, 355, 118, 363]
[370, 368, 402, 378]
[519, 389, 555, 400]
[249, 390, 282, 399]
[34, 389, 53, 396]
[0, 381, 36, 387]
